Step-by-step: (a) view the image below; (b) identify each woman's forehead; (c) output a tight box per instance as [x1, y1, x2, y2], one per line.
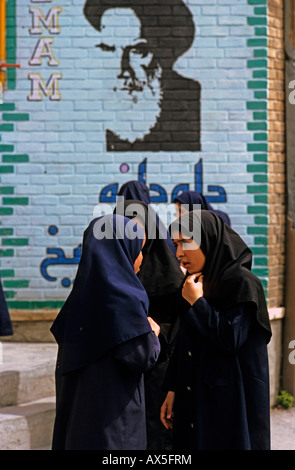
[171, 232, 193, 242]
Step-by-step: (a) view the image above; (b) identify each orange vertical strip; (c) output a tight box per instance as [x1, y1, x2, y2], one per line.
[0, 0, 6, 88]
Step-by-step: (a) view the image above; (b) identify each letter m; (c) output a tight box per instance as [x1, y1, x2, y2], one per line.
[28, 73, 62, 101]
[29, 7, 62, 35]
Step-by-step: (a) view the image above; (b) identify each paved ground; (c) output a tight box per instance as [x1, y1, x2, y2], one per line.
[271, 406, 295, 450]
[1, 342, 295, 451]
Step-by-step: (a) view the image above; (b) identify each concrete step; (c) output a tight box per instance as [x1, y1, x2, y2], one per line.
[0, 396, 55, 450]
[0, 342, 58, 407]
[0, 342, 57, 450]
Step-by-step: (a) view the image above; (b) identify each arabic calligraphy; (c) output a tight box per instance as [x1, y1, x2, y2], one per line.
[40, 243, 81, 287]
[40, 157, 227, 286]
[99, 158, 227, 203]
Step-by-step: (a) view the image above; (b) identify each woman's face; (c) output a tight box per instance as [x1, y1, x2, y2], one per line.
[133, 222, 146, 274]
[175, 201, 189, 218]
[172, 231, 206, 275]
[134, 250, 144, 274]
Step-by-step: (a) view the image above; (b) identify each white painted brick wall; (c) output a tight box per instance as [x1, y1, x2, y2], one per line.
[0, 0, 267, 302]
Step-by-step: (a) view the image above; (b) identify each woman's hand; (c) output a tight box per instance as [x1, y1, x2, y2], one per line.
[160, 391, 175, 430]
[147, 316, 160, 336]
[182, 274, 204, 305]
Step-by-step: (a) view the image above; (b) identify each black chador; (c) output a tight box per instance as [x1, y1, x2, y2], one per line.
[164, 210, 272, 450]
[114, 198, 184, 450]
[50, 214, 160, 450]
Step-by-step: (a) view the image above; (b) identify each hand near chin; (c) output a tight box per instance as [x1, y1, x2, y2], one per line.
[182, 273, 204, 305]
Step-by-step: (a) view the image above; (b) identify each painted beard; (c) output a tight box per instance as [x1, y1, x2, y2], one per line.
[106, 68, 162, 143]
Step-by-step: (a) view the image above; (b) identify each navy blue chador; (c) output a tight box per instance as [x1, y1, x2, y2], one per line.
[50, 214, 160, 450]
[0, 278, 13, 336]
[118, 180, 176, 255]
[174, 190, 231, 226]
[165, 211, 272, 450]
[114, 199, 184, 449]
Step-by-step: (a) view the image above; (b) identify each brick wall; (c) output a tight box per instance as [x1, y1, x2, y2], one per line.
[268, 0, 286, 309]
[0, 0, 284, 314]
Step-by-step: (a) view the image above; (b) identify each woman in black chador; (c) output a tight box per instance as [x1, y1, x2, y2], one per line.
[0, 278, 13, 337]
[161, 210, 272, 450]
[174, 190, 231, 226]
[50, 214, 161, 450]
[114, 198, 184, 450]
[118, 180, 176, 255]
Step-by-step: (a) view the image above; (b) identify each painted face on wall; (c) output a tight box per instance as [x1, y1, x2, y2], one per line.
[92, 8, 162, 143]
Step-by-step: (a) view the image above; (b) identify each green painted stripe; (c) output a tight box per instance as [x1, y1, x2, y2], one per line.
[0, 124, 14, 131]
[0, 186, 14, 194]
[248, 80, 267, 88]
[253, 237, 268, 246]
[247, 143, 268, 151]
[248, 17, 267, 26]
[247, 226, 268, 235]
[4, 291, 15, 299]
[252, 268, 269, 277]
[247, 59, 268, 68]
[254, 7, 267, 15]
[3, 197, 29, 205]
[254, 90, 267, 99]
[247, 184, 268, 194]
[0, 103, 15, 111]
[254, 49, 267, 58]
[254, 257, 268, 266]
[2, 113, 30, 122]
[254, 195, 268, 203]
[0, 208, 13, 215]
[253, 132, 268, 141]
[255, 27, 267, 36]
[2, 154, 29, 163]
[247, 122, 267, 131]
[253, 70, 267, 78]
[0, 145, 14, 152]
[2, 238, 29, 246]
[250, 247, 268, 255]
[254, 215, 268, 224]
[0, 249, 14, 257]
[247, 101, 267, 110]
[0, 228, 14, 236]
[6, 0, 17, 89]
[247, 164, 267, 172]
[3, 280, 29, 288]
[0, 165, 14, 173]
[248, 0, 267, 4]
[0, 269, 15, 277]
[253, 111, 267, 119]
[254, 174, 268, 183]
[247, 38, 267, 47]
[247, 205, 268, 213]
[253, 153, 267, 162]
[7, 300, 65, 309]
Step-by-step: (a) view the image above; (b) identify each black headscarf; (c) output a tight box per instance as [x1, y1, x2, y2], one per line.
[174, 190, 231, 226]
[118, 180, 176, 254]
[170, 210, 272, 342]
[114, 199, 184, 298]
[118, 180, 151, 206]
[50, 214, 151, 374]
